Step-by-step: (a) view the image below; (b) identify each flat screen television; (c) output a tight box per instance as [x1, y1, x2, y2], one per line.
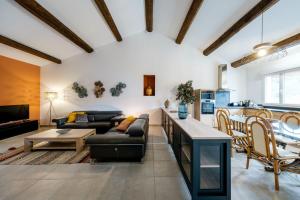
[0, 104, 29, 123]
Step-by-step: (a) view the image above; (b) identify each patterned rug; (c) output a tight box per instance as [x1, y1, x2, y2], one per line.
[0, 146, 90, 165]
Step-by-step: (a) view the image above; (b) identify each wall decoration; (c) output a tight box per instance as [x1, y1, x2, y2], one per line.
[94, 81, 105, 98]
[110, 82, 126, 96]
[72, 82, 88, 98]
[143, 75, 155, 96]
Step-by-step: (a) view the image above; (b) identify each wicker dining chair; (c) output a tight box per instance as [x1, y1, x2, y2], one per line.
[216, 109, 248, 154]
[255, 109, 273, 119]
[280, 112, 300, 127]
[245, 116, 300, 191]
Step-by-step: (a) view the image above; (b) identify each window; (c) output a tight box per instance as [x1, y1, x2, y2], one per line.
[264, 68, 300, 105]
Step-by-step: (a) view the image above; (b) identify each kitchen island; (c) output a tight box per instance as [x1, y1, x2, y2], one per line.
[161, 108, 232, 200]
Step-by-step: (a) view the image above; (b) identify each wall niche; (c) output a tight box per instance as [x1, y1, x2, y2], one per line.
[143, 75, 155, 96]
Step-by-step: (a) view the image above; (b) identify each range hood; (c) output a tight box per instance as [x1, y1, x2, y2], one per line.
[217, 64, 233, 91]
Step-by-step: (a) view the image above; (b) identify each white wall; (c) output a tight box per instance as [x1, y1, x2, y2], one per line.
[41, 32, 246, 125]
[246, 45, 300, 104]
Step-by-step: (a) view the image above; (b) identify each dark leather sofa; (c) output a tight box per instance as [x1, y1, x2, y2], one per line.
[52, 110, 124, 134]
[85, 114, 149, 162]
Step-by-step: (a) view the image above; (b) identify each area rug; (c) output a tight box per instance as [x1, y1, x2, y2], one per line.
[0, 146, 90, 165]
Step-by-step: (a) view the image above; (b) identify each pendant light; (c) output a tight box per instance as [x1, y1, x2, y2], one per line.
[253, 10, 273, 57]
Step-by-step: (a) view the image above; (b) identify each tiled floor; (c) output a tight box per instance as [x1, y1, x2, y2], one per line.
[0, 126, 299, 200]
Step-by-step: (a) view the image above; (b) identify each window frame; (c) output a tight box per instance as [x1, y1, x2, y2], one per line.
[263, 67, 300, 107]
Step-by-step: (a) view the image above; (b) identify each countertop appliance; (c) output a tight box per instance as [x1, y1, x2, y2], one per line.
[201, 99, 215, 114]
[201, 91, 215, 114]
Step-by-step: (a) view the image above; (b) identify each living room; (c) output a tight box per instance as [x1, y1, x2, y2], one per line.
[0, 0, 300, 200]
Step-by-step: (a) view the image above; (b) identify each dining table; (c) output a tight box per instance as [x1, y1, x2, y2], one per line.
[229, 115, 300, 148]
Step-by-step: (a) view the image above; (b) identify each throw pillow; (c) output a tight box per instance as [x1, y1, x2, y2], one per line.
[76, 114, 88, 123]
[67, 112, 85, 123]
[116, 116, 136, 132]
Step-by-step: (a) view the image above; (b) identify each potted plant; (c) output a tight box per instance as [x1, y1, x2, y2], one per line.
[176, 80, 196, 119]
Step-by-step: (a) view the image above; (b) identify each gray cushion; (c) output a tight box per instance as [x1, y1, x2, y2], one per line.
[76, 114, 88, 123]
[138, 114, 149, 120]
[86, 132, 145, 144]
[127, 119, 146, 137]
[87, 122, 111, 128]
[87, 115, 95, 122]
[94, 114, 118, 121]
[63, 123, 89, 128]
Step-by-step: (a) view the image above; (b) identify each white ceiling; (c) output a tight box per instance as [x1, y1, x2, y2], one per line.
[0, 0, 299, 66]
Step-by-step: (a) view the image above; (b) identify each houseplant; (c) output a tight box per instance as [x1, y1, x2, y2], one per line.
[176, 80, 196, 119]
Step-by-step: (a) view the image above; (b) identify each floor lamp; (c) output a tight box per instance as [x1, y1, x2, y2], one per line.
[45, 92, 58, 126]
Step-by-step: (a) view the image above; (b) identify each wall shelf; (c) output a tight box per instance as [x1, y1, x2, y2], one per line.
[143, 75, 155, 96]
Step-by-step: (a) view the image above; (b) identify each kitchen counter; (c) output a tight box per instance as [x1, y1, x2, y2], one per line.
[161, 108, 231, 140]
[161, 108, 231, 200]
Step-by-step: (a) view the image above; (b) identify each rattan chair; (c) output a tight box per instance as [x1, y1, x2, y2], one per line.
[245, 116, 300, 191]
[255, 109, 273, 119]
[216, 109, 248, 154]
[280, 112, 300, 127]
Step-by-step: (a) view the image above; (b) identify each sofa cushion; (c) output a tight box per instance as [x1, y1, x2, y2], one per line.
[76, 114, 88, 123]
[87, 115, 95, 122]
[86, 122, 111, 128]
[85, 132, 145, 144]
[94, 114, 119, 121]
[67, 112, 85, 123]
[116, 116, 135, 132]
[62, 123, 89, 128]
[126, 119, 146, 137]
[138, 114, 149, 120]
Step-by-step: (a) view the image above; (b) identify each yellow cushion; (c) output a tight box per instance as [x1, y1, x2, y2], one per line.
[67, 112, 85, 123]
[116, 116, 136, 132]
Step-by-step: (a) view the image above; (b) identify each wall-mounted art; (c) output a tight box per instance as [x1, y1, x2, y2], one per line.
[110, 82, 126, 96]
[72, 82, 88, 98]
[94, 81, 105, 98]
[144, 75, 155, 96]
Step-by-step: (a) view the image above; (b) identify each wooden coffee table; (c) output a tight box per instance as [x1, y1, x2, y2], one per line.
[24, 129, 96, 153]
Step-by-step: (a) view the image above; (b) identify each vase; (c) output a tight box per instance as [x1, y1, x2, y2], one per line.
[145, 86, 153, 96]
[164, 99, 170, 108]
[178, 103, 188, 119]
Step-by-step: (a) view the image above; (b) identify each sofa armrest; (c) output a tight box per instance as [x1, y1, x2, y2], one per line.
[52, 117, 68, 126]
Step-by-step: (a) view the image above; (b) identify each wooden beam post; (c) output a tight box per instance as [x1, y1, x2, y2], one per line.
[231, 33, 300, 68]
[203, 0, 278, 56]
[15, 0, 93, 53]
[94, 0, 122, 41]
[145, 0, 153, 32]
[175, 0, 204, 44]
[0, 35, 62, 64]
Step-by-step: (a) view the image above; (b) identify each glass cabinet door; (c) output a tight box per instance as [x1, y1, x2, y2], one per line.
[168, 119, 173, 145]
[199, 143, 225, 193]
[181, 133, 191, 182]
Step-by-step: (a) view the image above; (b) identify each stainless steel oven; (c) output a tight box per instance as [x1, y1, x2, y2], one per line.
[201, 100, 215, 114]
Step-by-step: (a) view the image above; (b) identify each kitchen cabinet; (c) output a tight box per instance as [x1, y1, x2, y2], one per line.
[162, 108, 231, 200]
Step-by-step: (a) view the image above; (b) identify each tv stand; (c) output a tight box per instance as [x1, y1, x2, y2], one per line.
[0, 120, 39, 140]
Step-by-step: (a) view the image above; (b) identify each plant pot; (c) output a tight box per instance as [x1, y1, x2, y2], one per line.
[178, 103, 188, 119]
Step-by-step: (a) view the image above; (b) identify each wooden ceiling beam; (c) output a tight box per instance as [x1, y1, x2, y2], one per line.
[203, 0, 279, 56]
[15, 0, 93, 53]
[145, 0, 153, 32]
[231, 33, 300, 68]
[175, 0, 204, 44]
[94, 0, 122, 41]
[0, 35, 62, 64]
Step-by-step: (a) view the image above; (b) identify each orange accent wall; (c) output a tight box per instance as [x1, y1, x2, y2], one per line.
[0, 56, 40, 120]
